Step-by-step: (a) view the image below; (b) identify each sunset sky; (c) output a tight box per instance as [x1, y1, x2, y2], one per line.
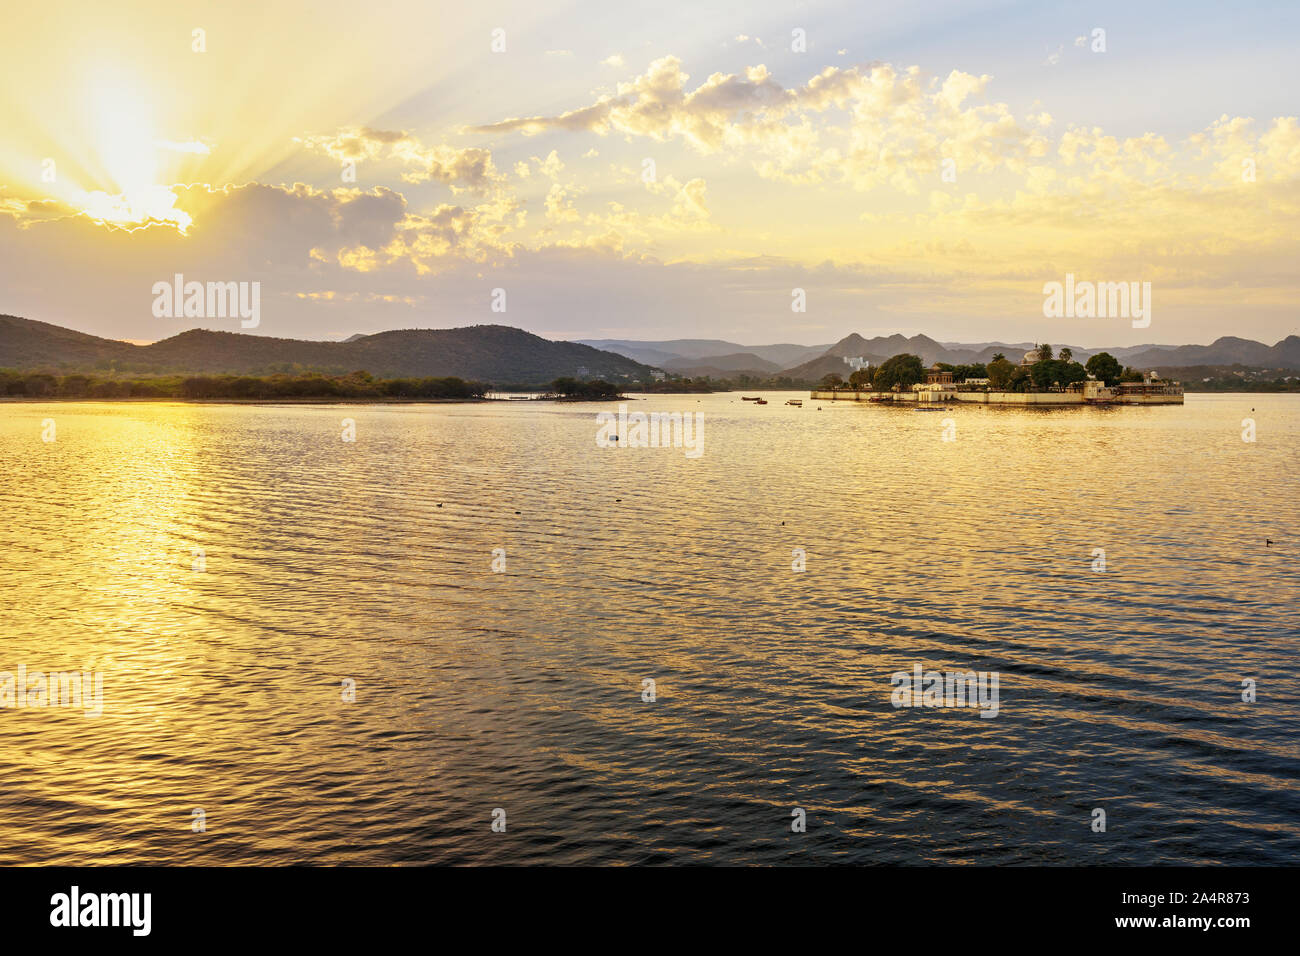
[1, 0, 1297, 347]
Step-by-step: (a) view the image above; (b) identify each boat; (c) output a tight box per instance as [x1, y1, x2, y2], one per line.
[741, 396, 761, 401]
[914, 403, 945, 411]
[755, 399, 768, 405]
[785, 399, 802, 406]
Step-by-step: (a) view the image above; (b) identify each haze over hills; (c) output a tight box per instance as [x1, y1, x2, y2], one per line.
[588, 332, 1300, 378]
[661, 352, 782, 373]
[579, 338, 829, 369]
[0, 315, 655, 383]
[1123, 336, 1300, 369]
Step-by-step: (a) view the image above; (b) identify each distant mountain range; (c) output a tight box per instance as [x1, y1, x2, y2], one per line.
[579, 338, 829, 370]
[4, 314, 1297, 384]
[1120, 336, 1300, 369]
[584, 332, 1300, 378]
[0, 315, 655, 383]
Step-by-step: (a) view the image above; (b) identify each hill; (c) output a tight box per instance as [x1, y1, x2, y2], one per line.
[579, 338, 829, 369]
[1125, 336, 1300, 370]
[781, 351, 886, 382]
[0, 315, 140, 368]
[0, 316, 656, 383]
[775, 332, 1300, 378]
[662, 352, 782, 373]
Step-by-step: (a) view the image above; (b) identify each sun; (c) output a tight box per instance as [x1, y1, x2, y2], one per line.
[61, 68, 194, 231]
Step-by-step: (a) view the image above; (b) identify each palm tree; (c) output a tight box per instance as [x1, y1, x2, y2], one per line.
[1059, 347, 1073, 363]
[1036, 343, 1053, 361]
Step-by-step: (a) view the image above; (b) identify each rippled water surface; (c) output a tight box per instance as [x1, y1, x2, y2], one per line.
[1, 393, 1297, 865]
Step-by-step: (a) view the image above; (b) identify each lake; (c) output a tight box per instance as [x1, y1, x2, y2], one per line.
[1, 392, 1297, 864]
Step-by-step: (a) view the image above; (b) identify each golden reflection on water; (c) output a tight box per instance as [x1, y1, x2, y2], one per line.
[1, 395, 1298, 864]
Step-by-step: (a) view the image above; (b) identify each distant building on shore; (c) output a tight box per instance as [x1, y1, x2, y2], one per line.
[1116, 371, 1183, 400]
[926, 363, 953, 385]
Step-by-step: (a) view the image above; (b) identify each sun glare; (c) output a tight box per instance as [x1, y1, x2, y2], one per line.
[61, 69, 193, 231]
[92, 76, 158, 193]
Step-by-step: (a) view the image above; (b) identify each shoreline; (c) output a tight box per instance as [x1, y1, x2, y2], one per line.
[0, 395, 645, 405]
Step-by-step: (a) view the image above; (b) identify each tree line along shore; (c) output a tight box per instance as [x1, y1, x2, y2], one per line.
[0, 369, 491, 401]
[0, 370, 665, 402]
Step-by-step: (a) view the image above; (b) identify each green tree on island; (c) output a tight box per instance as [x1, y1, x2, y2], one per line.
[872, 353, 925, 390]
[1030, 358, 1087, 389]
[1061, 360, 1087, 386]
[987, 355, 1016, 389]
[820, 372, 845, 388]
[1085, 352, 1123, 386]
[951, 362, 987, 381]
[848, 368, 873, 388]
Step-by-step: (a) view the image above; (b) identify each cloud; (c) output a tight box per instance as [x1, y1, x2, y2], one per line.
[544, 182, 582, 222]
[396, 143, 500, 192]
[299, 127, 501, 193]
[469, 56, 808, 152]
[468, 57, 1047, 192]
[531, 149, 565, 180]
[296, 127, 411, 162]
